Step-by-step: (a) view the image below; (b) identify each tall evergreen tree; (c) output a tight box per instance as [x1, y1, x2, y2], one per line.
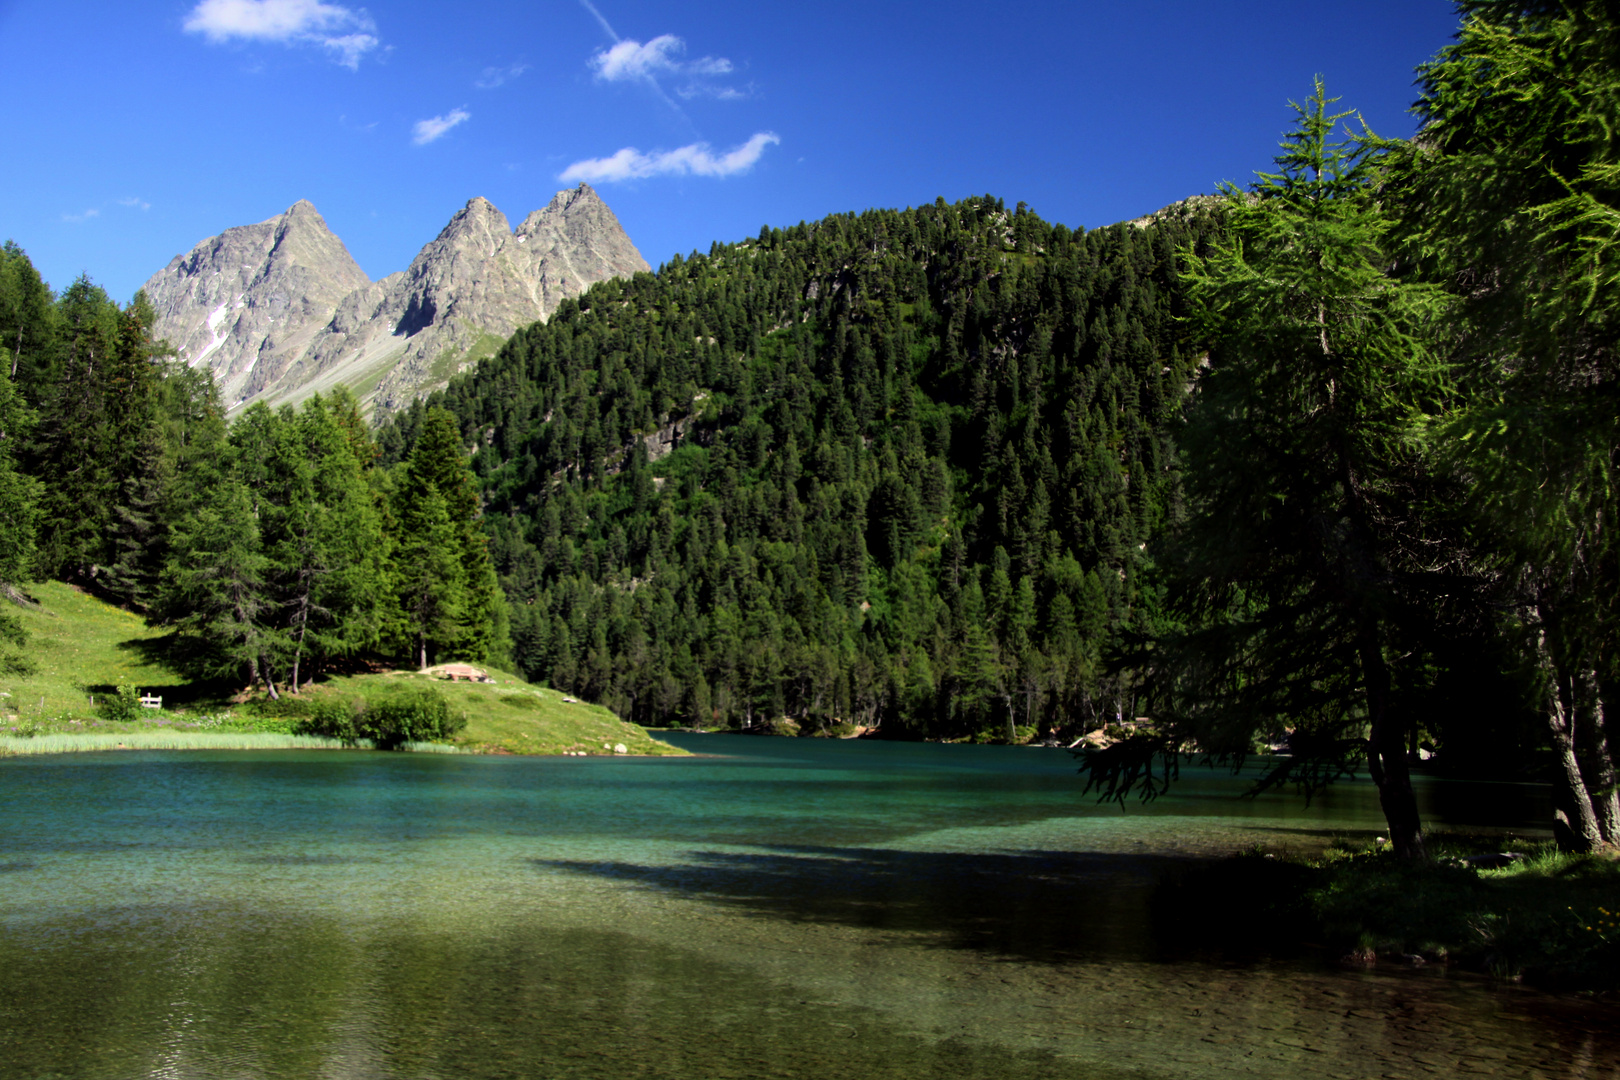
[161, 478, 271, 691]
[1152, 81, 1451, 860]
[0, 241, 61, 405]
[31, 277, 119, 582]
[1405, 0, 1620, 849]
[393, 488, 467, 669]
[0, 363, 39, 675]
[393, 407, 506, 665]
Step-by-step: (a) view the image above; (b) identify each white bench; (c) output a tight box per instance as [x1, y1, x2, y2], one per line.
[139, 695, 162, 709]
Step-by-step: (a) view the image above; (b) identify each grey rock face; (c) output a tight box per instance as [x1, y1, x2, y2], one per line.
[142, 184, 649, 415]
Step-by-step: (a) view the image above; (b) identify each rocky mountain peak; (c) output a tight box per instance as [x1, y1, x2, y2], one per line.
[515, 183, 610, 237]
[143, 187, 650, 416]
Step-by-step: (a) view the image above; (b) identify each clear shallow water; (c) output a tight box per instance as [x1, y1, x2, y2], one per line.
[0, 735, 1613, 1079]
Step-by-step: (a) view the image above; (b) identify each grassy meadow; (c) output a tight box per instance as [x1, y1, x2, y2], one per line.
[0, 582, 682, 757]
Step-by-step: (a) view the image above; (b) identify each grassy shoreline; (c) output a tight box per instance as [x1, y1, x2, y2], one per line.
[1, 582, 684, 758]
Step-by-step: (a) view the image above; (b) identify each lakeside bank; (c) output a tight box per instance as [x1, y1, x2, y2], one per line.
[1, 582, 682, 758]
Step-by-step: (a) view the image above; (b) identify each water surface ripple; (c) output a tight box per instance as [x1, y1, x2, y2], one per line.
[0, 735, 1613, 1078]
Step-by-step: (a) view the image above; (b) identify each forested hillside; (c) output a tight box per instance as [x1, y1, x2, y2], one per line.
[380, 197, 1223, 737]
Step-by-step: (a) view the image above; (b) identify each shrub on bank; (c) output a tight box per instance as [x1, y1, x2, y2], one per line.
[96, 685, 142, 723]
[1153, 840, 1620, 989]
[295, 687, 466, 750]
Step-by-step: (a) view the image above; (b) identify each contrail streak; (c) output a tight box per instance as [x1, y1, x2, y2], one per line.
[577, 0, 619, 42]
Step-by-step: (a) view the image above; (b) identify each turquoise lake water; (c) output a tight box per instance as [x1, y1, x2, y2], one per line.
[0, 734, 1614, 1078]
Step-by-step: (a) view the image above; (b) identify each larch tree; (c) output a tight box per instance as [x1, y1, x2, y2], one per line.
[1150, 80, 1452, 860]
[1404, 0, 1620, 850]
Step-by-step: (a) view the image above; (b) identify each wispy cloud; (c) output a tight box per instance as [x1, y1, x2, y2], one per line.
[413, 108, 470, 145]
[475, 63, 528, 90]
[560, 132, 779, 183]
[62, 208, 101, 224]
[117, 196, 152, 211]
[679, 83, 749, 101]
[182, 0, 381, 69]
[576, 2, 750, 121]
[589, 34, 742, 99]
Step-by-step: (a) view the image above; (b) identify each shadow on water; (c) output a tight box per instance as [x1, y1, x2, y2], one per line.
[535, 842, 1209, 965]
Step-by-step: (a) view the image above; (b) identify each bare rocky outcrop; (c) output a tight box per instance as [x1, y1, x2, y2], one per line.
[141, 184, 649, 415]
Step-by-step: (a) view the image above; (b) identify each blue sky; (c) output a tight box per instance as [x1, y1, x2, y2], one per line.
[2, 1, 1462, 303]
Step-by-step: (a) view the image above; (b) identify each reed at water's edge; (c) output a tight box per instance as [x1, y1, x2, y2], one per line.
[0, 732, 467, 755]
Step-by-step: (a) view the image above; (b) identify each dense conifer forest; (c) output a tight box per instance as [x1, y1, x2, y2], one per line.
[377, 196, 1220, 739]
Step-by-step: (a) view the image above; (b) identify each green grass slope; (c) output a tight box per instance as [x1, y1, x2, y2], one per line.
[306, 670, 685, 756]
[1, 583, 683, 757]
[2, 582, 175, 719]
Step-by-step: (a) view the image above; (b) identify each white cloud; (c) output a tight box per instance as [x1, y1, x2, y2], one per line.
[688, 56, 733, 76]
[678, 83, 747, 101]
[475, 63, 528, 90]
[560, 132, 780, 183]
[62, 208, 101, 223]
[117, 196, 152, 211]
[413, 108, 471, 145]
[182, 0, 380, 69]
[589, 34, 741, 97]
[591, 35, 683, 81]
[320, 32, 379, 68]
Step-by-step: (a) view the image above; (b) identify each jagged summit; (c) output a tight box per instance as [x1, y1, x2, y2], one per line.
[142, 184, 649, 415]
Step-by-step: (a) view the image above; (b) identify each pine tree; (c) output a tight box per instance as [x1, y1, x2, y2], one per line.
[0, 241, 61, 406]
[31, 277, 119, 582]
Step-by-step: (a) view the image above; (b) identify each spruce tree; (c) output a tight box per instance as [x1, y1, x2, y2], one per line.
[394, 407, 506, 665]
[31, 277, 119, 582]
[162, 479, 271, 691]
[0, 363, 39, 675]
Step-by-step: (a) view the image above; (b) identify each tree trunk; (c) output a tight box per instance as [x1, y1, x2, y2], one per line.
[1359, 623, 1426, 861]
[1572, 673, 1619, 845]
[1592, 683, 1620, 845]
[260, 652, 280, 702]
[290, 592, 308, 693]
[1538, 630, 1606, 852]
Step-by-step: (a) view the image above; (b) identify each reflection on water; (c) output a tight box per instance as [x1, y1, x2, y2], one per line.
[0, 736, 1612, 1079]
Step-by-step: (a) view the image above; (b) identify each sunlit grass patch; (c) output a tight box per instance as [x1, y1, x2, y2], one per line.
[1, 582, 178, 720]
[1, 582, 683, 758]
[310, 670, 687, 756]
